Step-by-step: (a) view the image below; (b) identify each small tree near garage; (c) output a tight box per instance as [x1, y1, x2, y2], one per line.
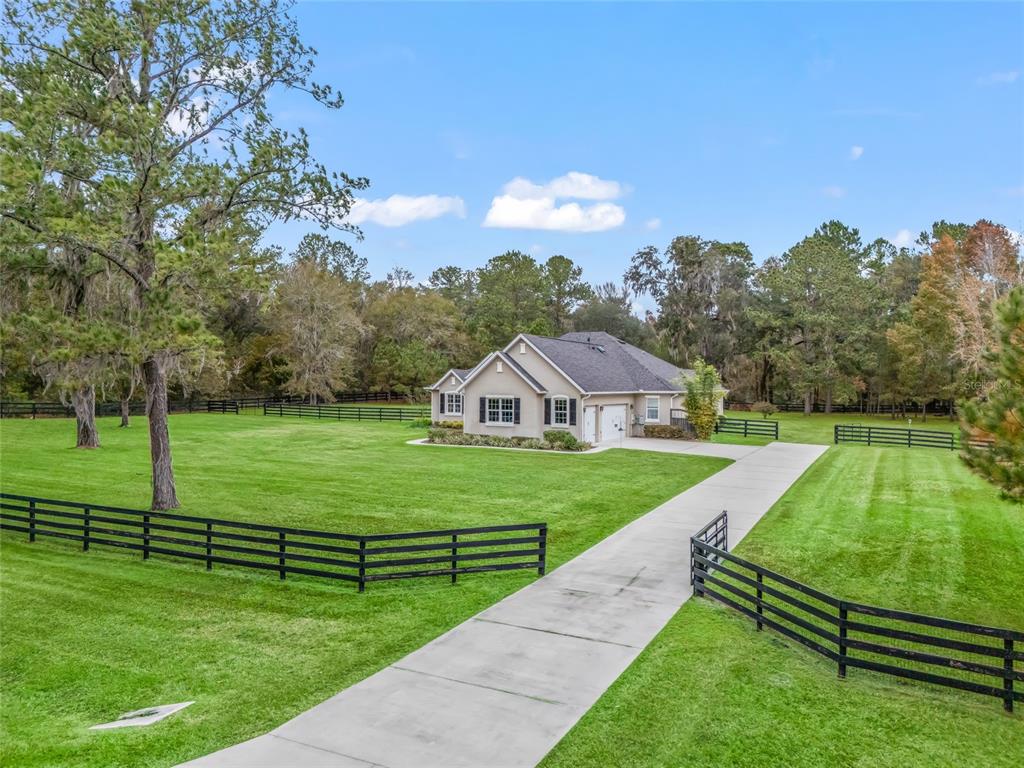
[681, 358, 723, 440]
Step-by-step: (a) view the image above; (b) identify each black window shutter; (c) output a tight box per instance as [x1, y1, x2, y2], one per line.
[439, 393, 445, 414]
[569, 399, 577, 426]
[544, 398, 551, 425]
[479, 397, 486, 422]
[513, 398, 521, 424]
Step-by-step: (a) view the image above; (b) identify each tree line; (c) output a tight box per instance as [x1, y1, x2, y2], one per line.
[2, 2, 1020, 510]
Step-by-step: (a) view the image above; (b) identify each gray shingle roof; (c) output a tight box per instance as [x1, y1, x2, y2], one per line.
[522, 332, 688, 393]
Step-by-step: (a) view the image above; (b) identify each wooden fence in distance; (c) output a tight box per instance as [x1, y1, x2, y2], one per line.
[263, 402, 429, 422]
[834, 424, 957, 450]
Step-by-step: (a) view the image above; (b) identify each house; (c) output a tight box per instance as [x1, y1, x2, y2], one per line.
[428, 331, 725, 443]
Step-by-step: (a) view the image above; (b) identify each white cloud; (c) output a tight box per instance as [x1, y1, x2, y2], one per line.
[645, 217, 662, 230]
[166, 62, 261, 137]
[821, 185, 846, 199]
[501, 171, 625, 201]
[484, 196, 625, 232]
[889, 229, 914, 248]
[977, 70, 1019, 86]
[483, 171, 627, 233]
[347, 194, 466, 227]
[849, 145, 864, 160]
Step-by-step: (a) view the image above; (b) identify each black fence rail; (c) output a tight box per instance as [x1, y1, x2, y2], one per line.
[690, 510, 728, 582]
[0, 493, 546, 592]
[715, 416, 779, 439]
[0, 394, 400, 419]
[690, 516, 1023, 712]
[233, 395, 305, 410]
[0, 398, 268, 419]
[834, 424, 956, 450]
[263, 402, 429, 422]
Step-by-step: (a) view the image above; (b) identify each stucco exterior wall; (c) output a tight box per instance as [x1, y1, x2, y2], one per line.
[432, 373, 466, 423]
[462, 359, 545, 438]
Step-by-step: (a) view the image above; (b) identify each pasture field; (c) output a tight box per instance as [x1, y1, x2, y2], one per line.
[0, 414, 727, 768]
[542, 446, 1024, 768]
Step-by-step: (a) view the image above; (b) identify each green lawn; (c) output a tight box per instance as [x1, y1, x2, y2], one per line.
[541, 446, 1024, 768]
[715, 410, 961, 446]
[0, 414, 727, 768]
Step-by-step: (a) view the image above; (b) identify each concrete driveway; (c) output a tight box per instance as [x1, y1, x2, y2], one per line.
[180, 440, 827, 768]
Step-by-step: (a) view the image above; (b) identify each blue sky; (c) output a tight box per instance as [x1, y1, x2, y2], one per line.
[265, 1, 1024, 288]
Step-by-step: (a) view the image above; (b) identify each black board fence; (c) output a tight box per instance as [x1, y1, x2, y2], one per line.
[0, 398, 272, 419]
[690, 512, 1023, 712]
[0, 493, 546, 592]
[834, 424, 956, 450]
[669, 412, 780, 440]
[263, 402, 429, 422]
[715, 416, 779, 439]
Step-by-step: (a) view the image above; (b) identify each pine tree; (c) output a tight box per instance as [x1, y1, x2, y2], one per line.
[960, 287, 1024, 501]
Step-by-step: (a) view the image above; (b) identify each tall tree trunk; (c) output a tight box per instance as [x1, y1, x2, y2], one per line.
[143, 357, 179, 510]
[72, 385, 99, 448]
[120, 398, 130, 427]
[920, 401, 927, 423]
[803, 390, 812, 415]
[825, 386, 833, 414]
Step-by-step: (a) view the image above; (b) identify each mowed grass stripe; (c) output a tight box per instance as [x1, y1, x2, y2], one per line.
[541, 446, 1023, 768]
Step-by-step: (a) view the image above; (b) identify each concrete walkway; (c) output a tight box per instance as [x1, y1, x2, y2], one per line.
[180, 440, 828, 768]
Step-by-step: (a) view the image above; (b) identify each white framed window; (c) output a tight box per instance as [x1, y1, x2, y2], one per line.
[553, 396, 569, 425]
[444, 392, 463, 415]
[486, 396, 515, 425]
[496, 360, 504, 373]
[646, 396, 660, 423]
[519, 342, 527, 354]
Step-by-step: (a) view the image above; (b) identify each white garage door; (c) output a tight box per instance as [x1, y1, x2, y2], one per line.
[600, 405, 628, 442]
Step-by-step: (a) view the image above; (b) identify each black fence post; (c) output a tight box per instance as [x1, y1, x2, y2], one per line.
[1005, 638, 1015, 713]
[28, 499, 36, 542]
[838, 602, 848, 679]
[538, 524, 547, 576]
[358, 538, 366, 593]
[756, 572, 763, 631]
[143, 514, 150, 559]
[451, 534, 458, 584]
[689, 539, 697, 587]
[834, 424, 839, 444]
[83, 507, 90, 551]
[278, 532, 286, 580]
[205, 523, 213, 570]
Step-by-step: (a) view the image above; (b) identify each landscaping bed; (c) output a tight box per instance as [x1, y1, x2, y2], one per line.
[427, 426, 591, 452]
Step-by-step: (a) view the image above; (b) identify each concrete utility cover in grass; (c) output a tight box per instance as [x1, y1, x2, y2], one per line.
[90, 701, 193, 730]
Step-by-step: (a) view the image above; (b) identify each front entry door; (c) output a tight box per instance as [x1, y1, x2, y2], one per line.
[583, 406, 597, 442]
